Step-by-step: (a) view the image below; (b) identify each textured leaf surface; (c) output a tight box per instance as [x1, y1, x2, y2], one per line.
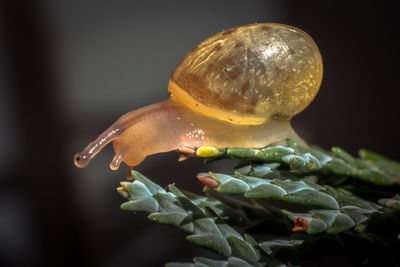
[378, 195, 400, 211]
[195, 171, 380, 234]
[116, 140, 400, 266]
[199, 139, 400, 187]
[118, 171, 303, 266]
[118, 171, 310, 266]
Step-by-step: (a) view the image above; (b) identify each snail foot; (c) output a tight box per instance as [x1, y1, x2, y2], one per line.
[125, 166, 135, 180]
[178, 154, 190, 162]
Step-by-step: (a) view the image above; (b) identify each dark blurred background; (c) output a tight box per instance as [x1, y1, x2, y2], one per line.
[0, 1, 398, 266]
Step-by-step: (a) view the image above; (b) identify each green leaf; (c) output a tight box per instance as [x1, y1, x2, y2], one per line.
[186, 233, 231, 257]
[245, 184, 286, 199]
[120, 197, 159, 213]
[258, 239, 303, 255]
[207, 172, 340, 210]
[378, 195, 400, 211]
[311, 210, 355, 234]
[117, 139, 400, 265]
[286, 209, 356, 235]
[282, 189, 339, 209]
[226, 257, 254, 267]
[125, 181, 153, 198]
[131, 170, 166, 194]
[227, 235, 260, 264]
[118, 171, 306, 265]
[198, 139, 400, 186]
[148, 212, 192, 232]
[194, 257, 228, 267]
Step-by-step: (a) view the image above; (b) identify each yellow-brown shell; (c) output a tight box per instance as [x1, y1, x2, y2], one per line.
[168, 23, 323, 125]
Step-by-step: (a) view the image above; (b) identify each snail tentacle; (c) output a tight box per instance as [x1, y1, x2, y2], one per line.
[74, 124, 122, 168]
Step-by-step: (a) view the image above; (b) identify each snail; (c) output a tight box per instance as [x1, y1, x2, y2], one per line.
[74, 23, 323, 171]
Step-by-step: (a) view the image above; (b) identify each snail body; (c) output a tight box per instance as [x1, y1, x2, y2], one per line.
[74, 23, 323, 170]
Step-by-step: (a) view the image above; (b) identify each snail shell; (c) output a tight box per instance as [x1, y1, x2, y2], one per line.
[169, 23, 323, 125]
[74, 23, 323, 170]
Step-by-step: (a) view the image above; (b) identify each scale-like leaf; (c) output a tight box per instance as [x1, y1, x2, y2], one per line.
[199, 139, 400, 187]
[117, 140, 400, 266]
[118, 171, 306, 266]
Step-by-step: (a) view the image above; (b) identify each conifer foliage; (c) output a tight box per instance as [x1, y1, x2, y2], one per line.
[117, 139, 400, 266]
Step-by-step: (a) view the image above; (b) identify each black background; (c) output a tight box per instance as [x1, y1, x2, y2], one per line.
[0, 1, 399, 266]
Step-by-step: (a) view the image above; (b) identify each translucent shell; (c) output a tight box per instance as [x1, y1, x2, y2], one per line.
[168, 23, 323, 125]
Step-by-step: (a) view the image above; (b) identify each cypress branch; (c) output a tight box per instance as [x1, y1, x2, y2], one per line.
[117, 139, 400, 266]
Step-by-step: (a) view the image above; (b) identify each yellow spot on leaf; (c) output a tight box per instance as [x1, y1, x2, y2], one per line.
[196, 147, 220, 157]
